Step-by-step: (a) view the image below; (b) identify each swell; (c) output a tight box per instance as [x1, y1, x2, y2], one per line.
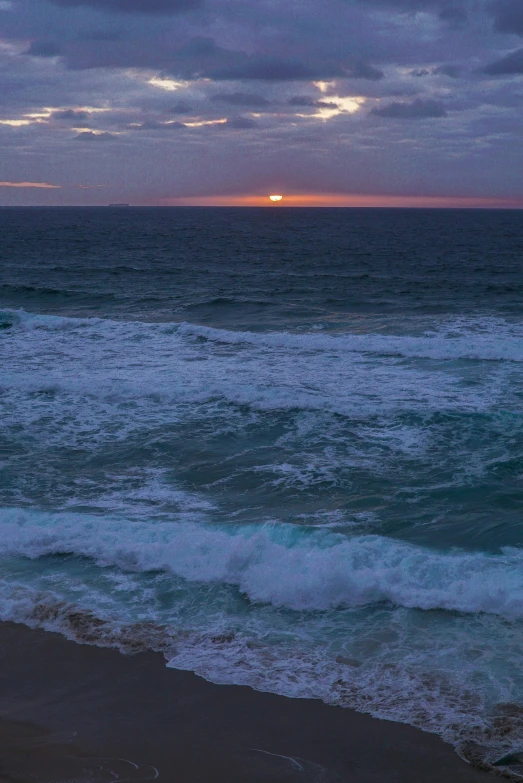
[0, 285, 123, 306]
[2, 308, 523, 363]
[2, 507, 523, 618]
[179, 321, 523, 363]
[0, 284, 75, 297]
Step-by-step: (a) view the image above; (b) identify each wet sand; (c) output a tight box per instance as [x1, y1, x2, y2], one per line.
[0, 621, 493, 782]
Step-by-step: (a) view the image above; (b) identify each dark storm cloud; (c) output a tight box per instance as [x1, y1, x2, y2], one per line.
[372, 98, 448, 118]
[76, 29, 123, 41]
[208, 56, 318, 81]
[344, 61, 383, 80]
[488, 0, 523, 36]
[355, 0, 469, 26]
[211, 93, 271, 107]
[144, 38, 317, 82]
[411, 65, 461, 77]
[288, 97, 338, 108]
[483, 47, 523, 75]
[355, 0, 465, 14]
[163, 39, 383, 82]
[433, 64, 461, 77]
[224, 116, 257, 129]
[75, 131, 117, 140]
[288, 96, 319, 106]
[162, 39, 334, 82]
[53, 109, 91, 120]
[25, 40, 62, 57]
[169, 101, 193, 114]
[49, 0, 203, 15]
[438, 7, 467, 25]
[356, 0, 437, 8]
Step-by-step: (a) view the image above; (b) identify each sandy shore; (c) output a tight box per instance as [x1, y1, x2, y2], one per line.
[0, 620, 493, 782]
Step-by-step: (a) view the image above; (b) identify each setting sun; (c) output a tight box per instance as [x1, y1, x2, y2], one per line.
[269, 195, 283, 202]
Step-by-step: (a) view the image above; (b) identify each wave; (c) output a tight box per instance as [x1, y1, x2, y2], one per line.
[1, 507, 523, 618]
[179, 321, 523, 363]
[3, 308, 523, 363]
[0, 284, 72, 297]
[185, 297, 273, 308]
[1, 308, 519, 421]
[1, 577, 520, 761]
[0, 309, 104, 335]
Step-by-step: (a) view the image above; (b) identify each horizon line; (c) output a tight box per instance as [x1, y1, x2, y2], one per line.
[2, 193, 522, 209]
[2, 203, 523, 210]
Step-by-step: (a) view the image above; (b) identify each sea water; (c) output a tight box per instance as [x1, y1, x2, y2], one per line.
[1, 207, 523, 763]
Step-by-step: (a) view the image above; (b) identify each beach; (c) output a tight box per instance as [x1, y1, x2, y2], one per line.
[0, 620, 493, 783]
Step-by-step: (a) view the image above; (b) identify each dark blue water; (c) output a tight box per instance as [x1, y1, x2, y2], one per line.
[1, 207, 523, 764]
[2, 207, 523, 326]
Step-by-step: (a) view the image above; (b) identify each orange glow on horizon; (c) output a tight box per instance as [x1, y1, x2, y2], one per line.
[153, 193, 523, 209]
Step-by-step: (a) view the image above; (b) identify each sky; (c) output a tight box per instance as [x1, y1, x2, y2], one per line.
[1, 0, 523, 206]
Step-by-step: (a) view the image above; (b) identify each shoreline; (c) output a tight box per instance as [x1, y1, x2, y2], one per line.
[0, 620, 494, 782]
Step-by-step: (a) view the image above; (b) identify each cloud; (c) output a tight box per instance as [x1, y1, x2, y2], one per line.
[355, 0, 462, 12]
[288, 96, 319, 106]
[438, 7, 467, 25]
[488, 1, 523, 36]
[354, 0, 468, 25]
[211, 92, 270, 107]
[49, 0, 203, 15]
[76, 29, 123, 41]
[209, 56, 318, 81]
[74, 131, 117, 140]
[166, 41, 381, 82]
[483, 47, 523, 75]
[411, 64, 461, 78]
[162, 38, 348, 82]
[372, 97, 447, 118]
[356, 0, 436, 8]
[53, 109, 91, 120]
[169, 101, 193, 114]
[344, 61, 384, 80]
[224, 116, 257, 129]
[127, 120, 185, 130]
[25, 40, 62, 57]
[433, 64, 461, 77]
[288, 96, 338, 108]
[1, 0, 523, 206]
[0, 181, 61, 188]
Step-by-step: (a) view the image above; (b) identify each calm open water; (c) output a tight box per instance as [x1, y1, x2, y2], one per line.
[1, 207, 523, 764]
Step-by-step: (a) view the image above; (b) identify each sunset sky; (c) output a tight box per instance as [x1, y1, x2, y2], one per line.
[1, 0, 523, 206]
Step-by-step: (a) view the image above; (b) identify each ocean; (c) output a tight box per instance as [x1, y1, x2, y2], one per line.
[1, 207, 523, 764]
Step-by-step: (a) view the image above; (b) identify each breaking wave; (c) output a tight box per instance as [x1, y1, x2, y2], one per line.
[1, 507, 523, 618]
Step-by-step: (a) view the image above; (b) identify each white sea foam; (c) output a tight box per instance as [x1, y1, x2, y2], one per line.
[179, 318, 523, 362]
[1, 309, 517, 421]
[3, 307, 523, 362]
[0, 564, 521, 757]
[1, 507, 523, 618]
[3, 309, 523, 757]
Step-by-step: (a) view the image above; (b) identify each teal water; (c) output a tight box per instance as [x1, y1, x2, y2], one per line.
[1, 208, 523, 762]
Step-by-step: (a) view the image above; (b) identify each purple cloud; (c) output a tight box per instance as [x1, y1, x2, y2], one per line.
[50, 0, 202, 14]
[488, 0, 523, 36]
[484, 47, 523, 75]
[372, 98, 448, 118]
